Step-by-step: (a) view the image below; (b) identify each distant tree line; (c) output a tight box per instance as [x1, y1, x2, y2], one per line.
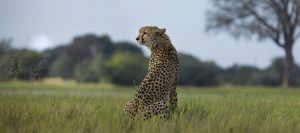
[0, 34, 299, 87]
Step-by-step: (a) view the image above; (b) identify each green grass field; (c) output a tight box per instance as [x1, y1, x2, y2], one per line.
[0, 80, 300, 133]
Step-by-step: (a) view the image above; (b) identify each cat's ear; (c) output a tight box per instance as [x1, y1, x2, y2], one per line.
[159, 28, 166, 35]
[156, 28, 166, 36]
[160, 28, 166, 34]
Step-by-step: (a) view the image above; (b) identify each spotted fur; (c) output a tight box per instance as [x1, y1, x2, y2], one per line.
[123, 26, 179, 119]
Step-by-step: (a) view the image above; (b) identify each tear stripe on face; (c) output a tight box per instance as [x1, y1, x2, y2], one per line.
[141, 33, 146, 43]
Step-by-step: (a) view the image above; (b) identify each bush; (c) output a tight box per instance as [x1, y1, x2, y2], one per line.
[106, 52, 147, 85]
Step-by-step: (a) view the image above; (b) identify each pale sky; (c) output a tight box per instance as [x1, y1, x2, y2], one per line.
[0, 0, 299, 68]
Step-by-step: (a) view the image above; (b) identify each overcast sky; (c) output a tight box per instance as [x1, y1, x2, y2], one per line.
[0, 0, 299, 68]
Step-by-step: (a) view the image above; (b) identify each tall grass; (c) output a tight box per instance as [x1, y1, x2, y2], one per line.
[0, 81, 300, 132]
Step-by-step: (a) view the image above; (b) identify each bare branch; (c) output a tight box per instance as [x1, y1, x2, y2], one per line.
[270, 32, 286, 48]
[208, 0, 299, 48]
[243, 1, 278, 33]
[243, 0, 285, 48]
[291, 2, 300, 30]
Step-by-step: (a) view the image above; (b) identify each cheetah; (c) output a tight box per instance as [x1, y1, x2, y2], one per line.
[123, 26, 179, 119]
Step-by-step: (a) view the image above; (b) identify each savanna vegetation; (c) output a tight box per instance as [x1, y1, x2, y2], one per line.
[1, 35, 300, 87]
[1, 0, 299, 133]
[0, 80, 300, 132]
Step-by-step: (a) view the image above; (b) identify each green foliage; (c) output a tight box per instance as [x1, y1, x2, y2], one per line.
[258, 58, 284, 86]
[106, 52, 147, 85]
[0, 53, 13, 81]
[1, 36, 299, 86]
[45, 35, 146, 84]
[47, 34, 115, 79]
[217, 57, 300, 87]
[0, 50, 44, 81]
[88, 54, 107, 82]
[73, 54, 107, 83]
[49, 54, 74, 78]
[0, 39, 12, 55]
[17, 50, 45, 80]
[220, 65, 262, 86]
[179, 53, 221, 86]
[115, 42, 144, 55]
[74, 60, 94, 82]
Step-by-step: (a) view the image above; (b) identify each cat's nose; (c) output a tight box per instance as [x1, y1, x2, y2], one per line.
[136, 37, 139, 41]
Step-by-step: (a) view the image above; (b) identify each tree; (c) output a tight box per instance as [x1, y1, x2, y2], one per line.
[49, 54, 74, 78]
[259, 57, 285, 86]
[74, 59, 97, 82]
[106, 52, 147, 85]
[0, 49, 45, 81]
[207, 0, 300, 87]
[0, 39, 12, 55]
[47, 34, 115, 79]
[88, 53, 107, 82]
[179, 53, 220, 86]
[73, 54, 107, 83]
[115, 42, 144, 55]
[220, 65, 262, 86]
